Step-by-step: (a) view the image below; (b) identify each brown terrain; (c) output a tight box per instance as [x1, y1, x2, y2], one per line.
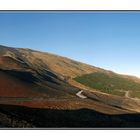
[0, 45, 140, 128]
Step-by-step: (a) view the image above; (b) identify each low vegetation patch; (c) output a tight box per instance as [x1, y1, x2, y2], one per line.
[74, 72, 140, 97]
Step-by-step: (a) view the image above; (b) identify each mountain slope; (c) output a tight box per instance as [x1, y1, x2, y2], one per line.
[0, 45, 80, 99]
[74, 72, 140, 98]
[0, 44, 140, 118]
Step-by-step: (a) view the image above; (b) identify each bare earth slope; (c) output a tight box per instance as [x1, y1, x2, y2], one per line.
[0, 45, 140, 127]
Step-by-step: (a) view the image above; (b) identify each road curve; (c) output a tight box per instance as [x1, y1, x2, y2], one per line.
[125, 91, 130, 98]
[76, 90, 87, 99]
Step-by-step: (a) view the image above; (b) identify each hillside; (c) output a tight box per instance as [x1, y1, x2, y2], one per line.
[74, 72, 140, 98]
[0, 45, 140, 127]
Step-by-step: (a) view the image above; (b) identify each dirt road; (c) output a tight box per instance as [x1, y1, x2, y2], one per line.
[76, 90, 87, 99]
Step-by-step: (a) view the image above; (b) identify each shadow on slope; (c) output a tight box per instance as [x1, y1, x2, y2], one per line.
[0, 68, 78, 98]
[0, 104, 140, 128]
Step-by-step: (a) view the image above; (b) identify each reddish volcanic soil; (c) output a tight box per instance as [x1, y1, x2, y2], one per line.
[0, 46, 137, 118]
[0, 71, 42, 97]
[0, 71, 134, 115]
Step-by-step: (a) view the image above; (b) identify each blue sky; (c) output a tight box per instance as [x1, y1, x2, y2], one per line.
[0, 11, 140, 77]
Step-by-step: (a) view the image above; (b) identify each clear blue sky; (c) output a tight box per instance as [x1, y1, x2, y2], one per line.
[0, 11, 140, 77]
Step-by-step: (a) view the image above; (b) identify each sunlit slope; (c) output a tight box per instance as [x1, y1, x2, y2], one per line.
[1, 45, 140, 113]
[17, 48, 104, 79]
[0, 45, 78, 99]
[1, 44, 140, 99]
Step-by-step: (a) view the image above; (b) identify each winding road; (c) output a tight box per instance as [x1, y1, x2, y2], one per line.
[76, 90, 87, 99]
[125, 91, 130, 98]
